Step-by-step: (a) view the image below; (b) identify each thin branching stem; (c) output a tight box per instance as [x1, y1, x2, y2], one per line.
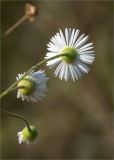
[0, 53, 68, 99]
[0, 109, 31, 131]
[4, 15, 28, 37]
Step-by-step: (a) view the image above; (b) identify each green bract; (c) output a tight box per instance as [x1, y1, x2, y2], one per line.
[61, 47, 77, 63]
[17, 76, 36, 95]
[22, 125, 38, 142]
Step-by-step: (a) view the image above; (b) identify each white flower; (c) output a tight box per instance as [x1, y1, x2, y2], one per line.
[16, 70, 49, 102]
[17, 125, 38, 144]
[45, 28, 95, 81]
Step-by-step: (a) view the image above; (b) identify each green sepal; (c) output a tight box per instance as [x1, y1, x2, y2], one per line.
[61, 47, 77, 63]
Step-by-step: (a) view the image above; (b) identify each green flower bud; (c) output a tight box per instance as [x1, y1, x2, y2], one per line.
[17, 125, 38, 144]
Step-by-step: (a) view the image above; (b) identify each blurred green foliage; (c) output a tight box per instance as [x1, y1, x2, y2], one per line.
[1, 0, 113, 159]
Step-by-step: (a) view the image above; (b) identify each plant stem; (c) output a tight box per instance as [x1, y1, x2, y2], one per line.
[0, 53, 68, 99]
[4, 15, 28, 37]
[0, 109, 31, 131]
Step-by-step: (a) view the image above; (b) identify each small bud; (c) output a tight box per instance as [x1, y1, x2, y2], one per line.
[3, 3, 38, 36]
[25, 3, 38, 22]
[17, 125, 38, 144]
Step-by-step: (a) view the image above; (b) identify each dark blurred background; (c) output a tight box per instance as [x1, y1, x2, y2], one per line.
[1, 0, 113, 159]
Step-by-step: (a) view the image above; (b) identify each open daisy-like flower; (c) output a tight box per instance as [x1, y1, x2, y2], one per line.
[17, 125, 38, 144]
[16, 70, 49, 102]
[45, 28, 95, 81]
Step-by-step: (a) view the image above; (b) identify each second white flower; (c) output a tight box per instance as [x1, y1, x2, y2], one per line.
[16, 70, 49, 102]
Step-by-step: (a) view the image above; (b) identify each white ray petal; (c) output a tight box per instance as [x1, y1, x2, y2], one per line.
[47, 43, 60, 51]
[65, 28, 69, 45]
[78, 42, 93, 50]
[72, 29, 80, 45]
[70, 64, 78, 80]
[55, 33, 64, 47]
[74, 33, 85, 48]
[69, 28, 75, 46]
[56, 33, 66, 47]
[59, 63, 66, 80]
[59, 29, 67, 46]
[47, 58, 61, 67]
[75, 36, 89, 49]
[69, 65, 75, 81]
[68, 28, 72, 45]
[51, 36, 62, 48]
[64, 64, 69, 81]
[78, 50, 95, 54]
[78, 46, 93, 52]
[77, 62, 89, 73]
[54, 62, 64, 77]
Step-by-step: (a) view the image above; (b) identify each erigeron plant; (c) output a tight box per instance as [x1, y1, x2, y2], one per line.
[1, 4, 95, 145]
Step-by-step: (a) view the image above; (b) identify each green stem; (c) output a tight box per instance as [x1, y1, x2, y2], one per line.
[0, 53, 68, 99]
[0, 109, 31, 131]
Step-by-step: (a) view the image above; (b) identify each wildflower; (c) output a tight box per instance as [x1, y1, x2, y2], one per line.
[16, 70, 49, 102]
[45, 28, 95, 81]
[17, 125, 38, 144]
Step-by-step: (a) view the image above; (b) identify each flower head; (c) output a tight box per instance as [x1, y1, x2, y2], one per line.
[17, 125, 38, 144]
[45, 28, 95, 81]
[16, 70, 49, 102]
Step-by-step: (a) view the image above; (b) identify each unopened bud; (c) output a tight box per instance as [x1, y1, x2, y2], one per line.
[17, 125, 38, 144]
[25, 3, 38, 22]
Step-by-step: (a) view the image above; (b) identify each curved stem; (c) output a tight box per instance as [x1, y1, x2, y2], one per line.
[0, 109, 31, 131]
[0, 53, 68, 99]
